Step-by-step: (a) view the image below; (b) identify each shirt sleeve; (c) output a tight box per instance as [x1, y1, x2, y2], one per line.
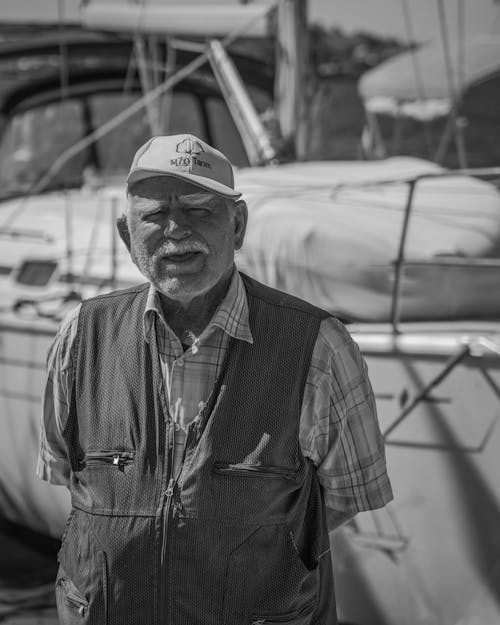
[36, 303, 81, 486]
[299, 316, 393, 516]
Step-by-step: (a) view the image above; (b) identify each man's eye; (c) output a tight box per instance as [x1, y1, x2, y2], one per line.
[143, 209, 162, 218]
[188, 207, 211, 217]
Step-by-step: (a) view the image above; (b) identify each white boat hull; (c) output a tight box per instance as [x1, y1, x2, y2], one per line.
[1, 159, 500, 622]
[1, 311, 499, 625]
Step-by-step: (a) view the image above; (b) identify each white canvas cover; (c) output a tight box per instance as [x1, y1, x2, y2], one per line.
[359, 35, 500, 119]
[236, 157, 500, 321]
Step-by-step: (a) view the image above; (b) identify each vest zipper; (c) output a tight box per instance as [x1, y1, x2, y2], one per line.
[159, 417, 179, 622]
[160, 476, 175, 568]
[159, 417, 197, 621]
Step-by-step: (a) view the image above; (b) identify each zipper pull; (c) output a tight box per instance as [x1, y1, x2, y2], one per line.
[165, 477, 175, 499]
[112, 454, 122, 467]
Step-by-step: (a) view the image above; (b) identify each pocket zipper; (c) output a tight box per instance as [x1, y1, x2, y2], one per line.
[82, 450, 135, 469]
[213, 463, 297, 480]
[56, 578, 89, 616]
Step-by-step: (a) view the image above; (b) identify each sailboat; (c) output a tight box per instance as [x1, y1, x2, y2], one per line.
[0, 2, 500, 624]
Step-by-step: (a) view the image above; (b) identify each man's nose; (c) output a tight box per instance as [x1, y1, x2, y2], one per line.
[163, 210, 191, 240]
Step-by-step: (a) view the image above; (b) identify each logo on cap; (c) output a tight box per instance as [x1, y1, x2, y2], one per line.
[176, 138, 204, 155]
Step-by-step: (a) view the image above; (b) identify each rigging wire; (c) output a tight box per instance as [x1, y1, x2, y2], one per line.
[0, 0, 279, 234]
[436, 0, 468, 168]
[399, 0, 436, 158]
[457, 0, 466, 100]
[58, 0, 76, 290]
[57, 0, 69, 101]
[135, 36, 162, 134]
[132, 0, 163, 135]
[160, 36, 177, 135]
[454, 0, 467, 166]
[99, 0, 150, 182]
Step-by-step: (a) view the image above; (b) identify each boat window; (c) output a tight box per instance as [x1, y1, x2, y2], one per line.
[89, 90, 257, 172]
[168, 92, 206, 138]
[13, 259, 58, 287]
[0, 91, 216, 197]
[206, 97, 248, 168]
[89, 91, 206, 179]
[0, 101, 87, 198]
[0, 83, 270, 199]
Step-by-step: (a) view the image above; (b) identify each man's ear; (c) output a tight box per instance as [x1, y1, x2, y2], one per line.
[233, 200, 248, 251]
[116, 215, 131, 252]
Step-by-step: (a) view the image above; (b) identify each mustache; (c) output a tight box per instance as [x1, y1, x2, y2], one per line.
[158, 241, 209, 256]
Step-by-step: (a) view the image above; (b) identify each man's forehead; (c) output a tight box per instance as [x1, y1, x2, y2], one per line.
[128, 177, 222, 204]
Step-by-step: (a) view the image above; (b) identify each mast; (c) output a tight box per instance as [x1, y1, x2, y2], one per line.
[275, 0, 309, 160]
[82, 1, 309, 163]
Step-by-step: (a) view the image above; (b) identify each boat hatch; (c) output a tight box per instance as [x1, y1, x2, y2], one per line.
[12, 258, 58, 287]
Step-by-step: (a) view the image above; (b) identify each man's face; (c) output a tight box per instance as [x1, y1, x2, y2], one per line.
[124, 177, 247, 304]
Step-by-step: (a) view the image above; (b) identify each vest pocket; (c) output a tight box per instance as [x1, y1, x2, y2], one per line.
[222, 524, 318, 625]
[213, 463, 297, 480]
[81, 450, 135, 470]
[55, 554, 109, 625]
[55, 571, 89, 623]
[249, 596, 317, 624]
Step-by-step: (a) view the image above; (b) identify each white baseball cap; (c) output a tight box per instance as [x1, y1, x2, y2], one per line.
[127, 134, 241, 198]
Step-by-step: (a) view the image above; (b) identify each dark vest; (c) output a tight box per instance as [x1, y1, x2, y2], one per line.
[57, 273, 336, 625]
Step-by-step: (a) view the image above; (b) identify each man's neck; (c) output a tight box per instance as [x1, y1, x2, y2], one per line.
[158, 270, 233, 343]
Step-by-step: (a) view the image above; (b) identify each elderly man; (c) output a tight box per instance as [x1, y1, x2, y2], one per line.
[38, 134, 392, 625]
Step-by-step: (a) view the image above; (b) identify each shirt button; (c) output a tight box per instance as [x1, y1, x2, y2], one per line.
[177, 360, 184, 367]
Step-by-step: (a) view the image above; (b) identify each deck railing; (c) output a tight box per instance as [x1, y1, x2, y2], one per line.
[332, 167, 500, 334]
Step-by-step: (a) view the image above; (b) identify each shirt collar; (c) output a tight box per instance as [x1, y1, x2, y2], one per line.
[143, 268, 253, 345]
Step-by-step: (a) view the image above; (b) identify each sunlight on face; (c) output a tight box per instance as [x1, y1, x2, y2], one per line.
[125, 178, 247, 304]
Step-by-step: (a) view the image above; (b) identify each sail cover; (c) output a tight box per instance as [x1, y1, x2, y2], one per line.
[359, 35, 500, 119]
[236, 156, 500, 321]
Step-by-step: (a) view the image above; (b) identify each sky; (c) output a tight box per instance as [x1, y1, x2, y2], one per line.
[0, 0, 499, 44]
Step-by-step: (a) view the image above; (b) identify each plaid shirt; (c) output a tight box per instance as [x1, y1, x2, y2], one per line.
[38, 270, 392, 518]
